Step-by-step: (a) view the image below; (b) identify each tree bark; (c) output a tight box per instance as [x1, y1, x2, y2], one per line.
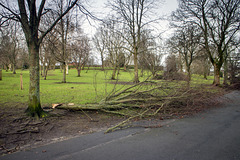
[223, 60, 228, 85]
[26, 42, 44, 117]
[213, 64, 221, 85]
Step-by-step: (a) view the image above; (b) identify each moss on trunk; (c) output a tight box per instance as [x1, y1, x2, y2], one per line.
[26, 42, 44, 118]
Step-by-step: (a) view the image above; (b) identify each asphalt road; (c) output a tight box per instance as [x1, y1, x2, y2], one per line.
[2, 91, 240, 160]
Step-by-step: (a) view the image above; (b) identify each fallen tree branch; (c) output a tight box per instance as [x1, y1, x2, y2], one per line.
[105, 108, 151, 133]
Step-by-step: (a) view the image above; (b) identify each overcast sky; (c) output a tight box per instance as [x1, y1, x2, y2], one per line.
[82, 0, 178, 37]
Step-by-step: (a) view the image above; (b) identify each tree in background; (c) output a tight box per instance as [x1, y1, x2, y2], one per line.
[108, 0, 163, 83]
[167, 24, 201, 84]
[172, 0, 240, 85]
[93, 25, 107, 71]
[71, 35, 91, 77]
[0, 22, 21, 74]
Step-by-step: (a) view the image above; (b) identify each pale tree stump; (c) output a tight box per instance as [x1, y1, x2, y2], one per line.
[20, 73, 23, 90]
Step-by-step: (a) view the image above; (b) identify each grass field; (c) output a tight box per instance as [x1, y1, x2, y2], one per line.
[0, 68, 216, 106]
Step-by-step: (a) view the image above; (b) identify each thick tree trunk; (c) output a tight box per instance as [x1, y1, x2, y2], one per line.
[133, 52, 139, 83]
[213, 64, 221, 85]
[223, 60, 228, 85]
[26, 42, 44, 118]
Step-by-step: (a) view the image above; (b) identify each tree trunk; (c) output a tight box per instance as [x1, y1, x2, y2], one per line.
[66, 63, 69, 75]
[187, 66, 191, 81]
[26, 42, 44, 118]
[44, 67, 48, 80]
[213, 64, 221, 85]
[42, 64, 46, 78]
[111, 64, 117, 80]
[5, 65, 8, 72]
[203, 72, 207, 80]
[223, 60, 228, 85]
[62, 62, 67, 83]
[77, 67, 81, 77]
[133, 52, 139, 83]
[13, 64, 16, 74]
[124, 65, 127, 72]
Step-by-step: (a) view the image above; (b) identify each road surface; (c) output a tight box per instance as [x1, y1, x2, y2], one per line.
[2, 91, 240, 160]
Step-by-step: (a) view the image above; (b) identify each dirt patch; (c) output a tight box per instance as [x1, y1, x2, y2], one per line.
[0, 103, 124, 155]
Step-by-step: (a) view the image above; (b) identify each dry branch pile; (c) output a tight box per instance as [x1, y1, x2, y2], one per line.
[56, 81, 222, 133]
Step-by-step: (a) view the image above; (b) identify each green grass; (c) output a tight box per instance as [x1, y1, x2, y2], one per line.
[0, 69, 217, 106]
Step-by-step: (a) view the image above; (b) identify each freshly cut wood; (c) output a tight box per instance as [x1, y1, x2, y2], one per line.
[52, 104, 62, 109]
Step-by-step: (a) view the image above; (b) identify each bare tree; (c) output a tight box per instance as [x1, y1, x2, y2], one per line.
[138, 30, 163, 77]
[40, 39, 56, 80]
[106, 19, 125, 80]
[227, 47, 240, 84]
[108, 0, 162, 83]
[0, 33, 11, 71]
[172, 0, 240, 85]
[48, 0, 76, 83]
[71, 35, 90, 77]
[167, 24, 201, 83]
[93, 26, 107, 71]
[0, 0, 78, 117]
[0, 22, 21, 74]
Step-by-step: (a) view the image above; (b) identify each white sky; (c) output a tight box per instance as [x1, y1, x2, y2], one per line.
[82, 0, 178, 38]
